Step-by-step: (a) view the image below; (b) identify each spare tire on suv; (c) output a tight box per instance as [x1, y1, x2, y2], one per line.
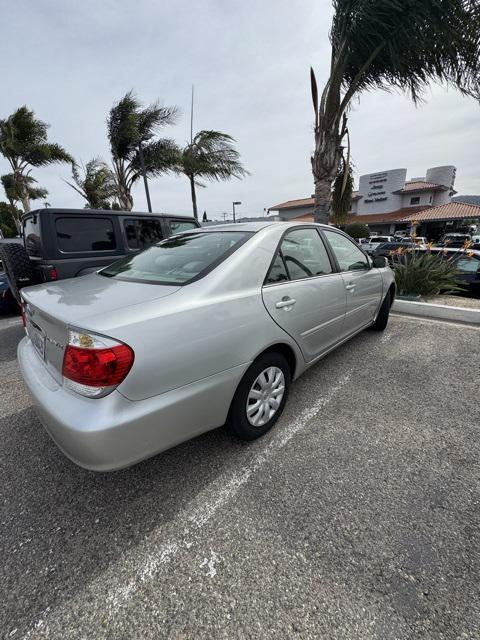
[0, 243, 38, 304]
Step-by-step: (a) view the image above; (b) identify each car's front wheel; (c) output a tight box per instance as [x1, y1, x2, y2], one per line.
[228, 352, 291, 440]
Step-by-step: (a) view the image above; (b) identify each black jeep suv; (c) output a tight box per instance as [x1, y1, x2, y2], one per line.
[0, 208, 199, 305]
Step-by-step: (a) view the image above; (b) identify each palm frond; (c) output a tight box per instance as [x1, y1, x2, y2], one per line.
[179, 130, 249, 182]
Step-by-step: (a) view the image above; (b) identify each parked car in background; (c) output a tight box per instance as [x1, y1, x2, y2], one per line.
[0, 261, 15, 312]
[0, 208, 200, 306]
[437, 233, 472, 248]
[400, 236, 428, 248]
[372, 241, 416, 264]
[417, 247, 480, 296]
[18, 221, 395, 471]
[363, 236, 394, 255]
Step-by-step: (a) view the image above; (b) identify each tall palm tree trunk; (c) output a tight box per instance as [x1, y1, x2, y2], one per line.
[311, 115, 343, 225]
[189, 175, 198, 220]
[20, 192, 31, 213]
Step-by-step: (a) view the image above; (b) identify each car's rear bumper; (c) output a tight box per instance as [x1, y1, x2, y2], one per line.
[18, 337, 248, 471]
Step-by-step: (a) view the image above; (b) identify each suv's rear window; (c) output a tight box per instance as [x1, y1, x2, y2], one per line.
[100, 231, 252, 285]
[56, 217, 116, 252]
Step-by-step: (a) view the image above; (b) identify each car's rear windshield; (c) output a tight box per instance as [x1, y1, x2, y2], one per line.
[99, 231, 253, 285]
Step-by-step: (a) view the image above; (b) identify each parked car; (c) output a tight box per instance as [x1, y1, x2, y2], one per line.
[0, 208, 200, 306]
[363, 236, 394, 254]
[372, 241, 416, 264]
[0, 239, 23, 312]
[416, 247, 480, 296]
[400, 236, 428, 248]
[18, 222, 395, 471]
[437, 233, 472, 248]
[0, 261, 15, 312]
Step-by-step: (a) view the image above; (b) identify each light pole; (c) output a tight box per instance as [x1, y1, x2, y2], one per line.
[232, 201, 241, 223]
[138, 140, 153, 213]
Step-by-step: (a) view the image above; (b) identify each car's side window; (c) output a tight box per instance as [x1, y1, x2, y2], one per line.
[265, 252, 289, 284]
[124, 219, 164, 250]
[323, 230, 370, 272]
[454, 257, 480, 273]
[266, 228, 333, 284]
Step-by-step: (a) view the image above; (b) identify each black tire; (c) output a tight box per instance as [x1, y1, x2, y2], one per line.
[0, 243, 37, 304]
[227, 351, 291, 441]
[371, 291, 391, 331]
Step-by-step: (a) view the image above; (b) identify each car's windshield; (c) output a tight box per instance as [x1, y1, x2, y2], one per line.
[100, 231, 253, 285]
[371, 237, 389, 243]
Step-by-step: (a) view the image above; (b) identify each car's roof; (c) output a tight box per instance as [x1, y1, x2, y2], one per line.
[22, 208, 197, 220]
[194, 221, 332, 233]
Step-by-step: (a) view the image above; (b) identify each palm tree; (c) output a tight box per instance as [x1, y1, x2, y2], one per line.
[107, 91, 180, 211]
[65, 158, 117, 209]
[177, 130, 249, 219]
[311, 0, 480, 223]
[1, 173, 47, 228]
[0, 106, 73, 212]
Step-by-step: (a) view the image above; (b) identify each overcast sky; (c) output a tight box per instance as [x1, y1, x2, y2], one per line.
[2, 0, 479, 220]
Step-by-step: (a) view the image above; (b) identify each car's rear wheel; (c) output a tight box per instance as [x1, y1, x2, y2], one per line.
[371, 291, 391, 331]
[227, 352, 291, 440]
[0, 243, 37, 304]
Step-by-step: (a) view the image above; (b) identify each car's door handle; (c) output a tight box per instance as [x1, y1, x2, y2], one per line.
[345, 283, 356, 291]
[275, 297, 296, 309]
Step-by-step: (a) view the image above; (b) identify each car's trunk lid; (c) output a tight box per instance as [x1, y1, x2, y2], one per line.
[21, 273, 180, 383]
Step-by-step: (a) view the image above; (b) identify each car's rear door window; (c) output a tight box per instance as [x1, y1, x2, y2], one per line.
[124, 218, 164, 250]
[271, 228, 333, 283]
[323, 230, 370, 271]
[56, 217, 116, 252]
[100, 231, 252, 284]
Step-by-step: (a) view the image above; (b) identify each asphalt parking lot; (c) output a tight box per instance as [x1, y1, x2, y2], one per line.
[1, 313, 480, 639]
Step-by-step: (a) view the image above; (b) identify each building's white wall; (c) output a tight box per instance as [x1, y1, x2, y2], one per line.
[357, 168, 407, 214]
[432, 190, 452, 207]
[426, 166, 456, 190]
[401, 192, 434, 208]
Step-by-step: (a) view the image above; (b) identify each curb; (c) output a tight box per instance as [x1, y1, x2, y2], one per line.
[392, 299, 480, 325]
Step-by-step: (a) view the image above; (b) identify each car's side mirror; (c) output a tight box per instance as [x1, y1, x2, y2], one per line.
[372, 256, 388, 268]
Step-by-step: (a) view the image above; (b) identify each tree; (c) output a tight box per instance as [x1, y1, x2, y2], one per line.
[202, 211, 208, 222]
[176, 130, 249, 219]
[0, 106, 73, 212]
[310, 0, 480, 223]
[345, 222, 370, 240]
[65, 158, 117, 209]
[1, 173, 47, 207]
[0, 201, 20, 237]
[107, 91, 179, 211]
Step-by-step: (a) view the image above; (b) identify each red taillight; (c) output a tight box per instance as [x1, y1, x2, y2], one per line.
[49, 267, 58, 281]
[63, 343, 134, 387]
[62, 330, 134, 397]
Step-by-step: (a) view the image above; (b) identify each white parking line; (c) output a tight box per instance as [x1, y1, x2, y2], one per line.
[22, 374, 350, 638]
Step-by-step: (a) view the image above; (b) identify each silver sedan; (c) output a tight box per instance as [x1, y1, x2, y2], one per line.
[18, 222, 395, 471]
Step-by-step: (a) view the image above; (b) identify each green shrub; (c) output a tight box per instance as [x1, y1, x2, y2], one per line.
[393, 251, 465, 297]
[345, 222, 369, 240]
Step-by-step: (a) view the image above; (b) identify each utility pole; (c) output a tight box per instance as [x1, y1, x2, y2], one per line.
[190, 85, 194, 144]
[138, 140, 152, 213]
